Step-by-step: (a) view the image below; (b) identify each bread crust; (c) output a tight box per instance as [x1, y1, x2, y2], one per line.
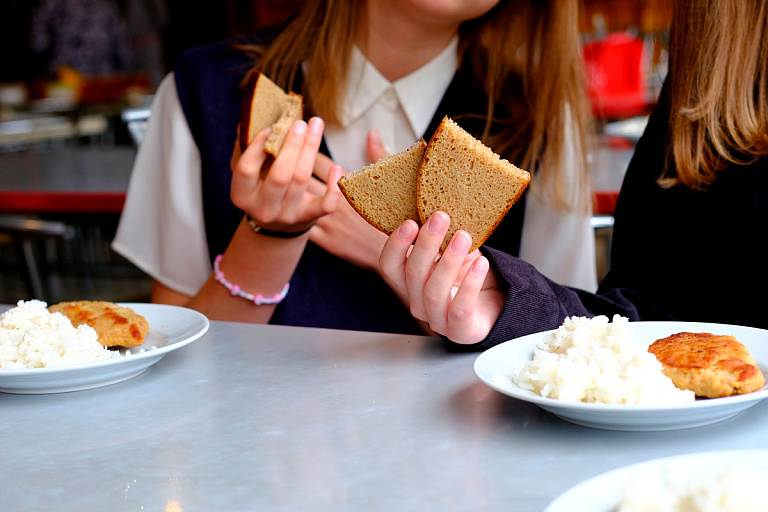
[648, 332, 765, 398]
[238, 71, 261, 153]
[48, 301, 149, 348]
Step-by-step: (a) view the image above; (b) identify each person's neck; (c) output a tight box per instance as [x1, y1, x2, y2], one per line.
[357, 4, 458, 82]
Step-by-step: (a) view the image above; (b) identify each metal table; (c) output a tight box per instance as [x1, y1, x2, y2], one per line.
[3, 319, 767, 511]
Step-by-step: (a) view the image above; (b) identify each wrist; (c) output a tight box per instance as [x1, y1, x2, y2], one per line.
[245, 214, 312, 239]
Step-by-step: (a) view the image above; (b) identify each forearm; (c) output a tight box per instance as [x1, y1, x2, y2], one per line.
[186, 218, 308, 323]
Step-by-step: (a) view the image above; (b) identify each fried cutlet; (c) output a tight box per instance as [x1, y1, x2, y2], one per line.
[648, 332, 765, 398]
[48, 301, 149, 348]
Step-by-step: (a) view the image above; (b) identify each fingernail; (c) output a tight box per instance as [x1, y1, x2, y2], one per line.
[449, 231, 471, 254]
[471, 256, 489, 275]
[293, 120, 307, 134]
[309, 117, 323, 133]
[427, 212, 447, 233]
[397, 221, 416, 239]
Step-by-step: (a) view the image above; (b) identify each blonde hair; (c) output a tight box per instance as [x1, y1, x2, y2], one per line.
[663, 0, 768, 189]
[240, 0, 592, 211]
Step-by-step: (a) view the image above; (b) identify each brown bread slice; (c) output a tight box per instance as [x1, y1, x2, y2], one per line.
[417, 116, 530, 252]
[239, 71, 304, 158]
[338, 139, 427, 235]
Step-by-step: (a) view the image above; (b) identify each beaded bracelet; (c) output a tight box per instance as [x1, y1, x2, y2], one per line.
[213, 254, 289, 305]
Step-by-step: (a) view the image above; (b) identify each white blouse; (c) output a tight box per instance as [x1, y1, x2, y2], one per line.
[112, 40, 597, 297]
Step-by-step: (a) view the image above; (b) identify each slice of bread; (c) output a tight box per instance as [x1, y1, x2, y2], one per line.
[417, 116, 530, 252]
[338, 139, 426, 235]
[239, 71, 304, 157]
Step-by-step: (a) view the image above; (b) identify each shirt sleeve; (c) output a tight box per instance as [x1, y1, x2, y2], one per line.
[111, 72, 212, 296]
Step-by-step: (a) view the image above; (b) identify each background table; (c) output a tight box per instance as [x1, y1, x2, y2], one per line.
[0, 145, 135, 214]
[3, 319, 767, 511]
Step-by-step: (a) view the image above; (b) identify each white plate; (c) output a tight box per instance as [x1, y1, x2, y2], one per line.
[0, 303, 209, 394]
[544, 449, 768, 512]
[474, 321, 768, 431]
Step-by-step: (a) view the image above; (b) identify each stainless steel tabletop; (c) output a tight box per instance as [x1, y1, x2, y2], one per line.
[3, 320, 767, 511]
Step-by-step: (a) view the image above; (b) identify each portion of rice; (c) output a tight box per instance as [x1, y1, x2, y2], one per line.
[0, 300, 123, 369]
[512, 315, 694, 405]
[619, 465, 767, 511]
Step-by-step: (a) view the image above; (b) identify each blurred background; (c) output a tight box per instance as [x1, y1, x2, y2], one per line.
[0, 0, 671, 305]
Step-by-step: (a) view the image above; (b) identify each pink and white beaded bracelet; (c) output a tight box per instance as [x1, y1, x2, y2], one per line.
[213, 254, 290, 305]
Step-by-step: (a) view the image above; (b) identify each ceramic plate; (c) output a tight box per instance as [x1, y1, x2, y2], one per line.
[474, 321, 768, 431]
[544, 449, 768, 512]
[0, 303, 209, 394]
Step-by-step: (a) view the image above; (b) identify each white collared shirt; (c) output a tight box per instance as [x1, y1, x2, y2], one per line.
[324, 39, 457, 172]
[113, 39, 597, 297]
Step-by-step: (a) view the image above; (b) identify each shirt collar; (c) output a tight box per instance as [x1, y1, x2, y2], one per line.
[341, 36, 458, 137]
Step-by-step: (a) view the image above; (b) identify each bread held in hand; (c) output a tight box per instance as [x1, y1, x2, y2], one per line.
[238, 71, 304, 158]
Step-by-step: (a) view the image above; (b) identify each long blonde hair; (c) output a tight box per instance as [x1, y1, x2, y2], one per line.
[240, 0, 592, 211]
[664, 0, 768, 189]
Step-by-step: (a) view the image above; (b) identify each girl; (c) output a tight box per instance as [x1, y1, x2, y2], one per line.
[113, 0, 595, 333]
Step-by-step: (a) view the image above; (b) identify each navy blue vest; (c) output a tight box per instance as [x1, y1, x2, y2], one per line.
[173, 34, 524, 334]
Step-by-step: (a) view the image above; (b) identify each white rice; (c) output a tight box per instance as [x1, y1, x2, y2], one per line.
[512, 315, 694, 405]
[0, 300, 123, 369]
[619, 465, 767, 511]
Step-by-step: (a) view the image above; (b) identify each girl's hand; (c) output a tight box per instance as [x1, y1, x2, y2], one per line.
[307, 130, 389, 272]
[230, 117, 342, 234]
[379, 212, 505, 344]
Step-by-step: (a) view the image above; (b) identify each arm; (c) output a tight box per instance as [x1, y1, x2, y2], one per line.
[379, 211, 665, 349]
[184, 117, 343, 322]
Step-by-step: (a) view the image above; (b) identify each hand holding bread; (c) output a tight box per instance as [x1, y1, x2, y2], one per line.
[379, 212, 505, 344]
[231, 71, 340, 236]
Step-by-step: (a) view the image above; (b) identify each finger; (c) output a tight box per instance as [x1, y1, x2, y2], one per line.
[406, 212, 449, 318]
[366, 129, 387, 164]
[320, 164, 344, 214]
[446, 254, 489, 340]
[292, 165, 343, 231]
[313, 153, 336, 183]
[264, 119, 307, 190]
[306, 174, 328, 197]
[293, 117, 324, 185]
[422, 230, 472, 333]
[231, 127, 270, 209]
[380, 219, 419, 295]
[280, 117, 325, 210]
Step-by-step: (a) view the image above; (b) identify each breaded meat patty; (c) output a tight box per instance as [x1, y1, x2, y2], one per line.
[648, 332, 765, 398]
[49, 301, 149, 348]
